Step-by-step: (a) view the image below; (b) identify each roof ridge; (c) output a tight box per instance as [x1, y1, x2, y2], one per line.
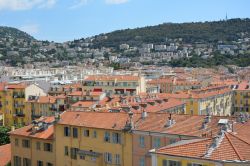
[224, 133, 243, 160]
[158, 138, 211, 151]
[227, 132, 250, 145]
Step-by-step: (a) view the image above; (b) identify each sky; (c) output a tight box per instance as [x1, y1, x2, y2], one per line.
[0, 0, 249, 42]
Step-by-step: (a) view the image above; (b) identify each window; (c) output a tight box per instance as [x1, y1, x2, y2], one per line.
[64, 146, 69, 156]
[112, 133, 121, 144]
[44, 143, 53, 152]
[153, 137, 161, 148]
[46, 163, 53, 166]
[115, 154, 120, 165]
[73, 128, 78, 138]
[104, 152, 112, 164]
[14, 156, 21, 166]
[139, 136, 145, 148]
[36, 142, 41, 150]
[162, 160, 181, 166]
[37, 160, 43, 166]
[64, 127, 70, 137]
[139, 157, 145, 166]
[187, 163, 205, 166]
[80, 155, 85, 160]
[15, 138, 19, 146]
[170, 138, 177, 144]
[83, 129, 89, 137]
[70, 148, 78, 160]
[23, 158, 31, 166]
[22, 139, 30, 148]
[104, 132, 110, 142]
[93, 130, 97, 138]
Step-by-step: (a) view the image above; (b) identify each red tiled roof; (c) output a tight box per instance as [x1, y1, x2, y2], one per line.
[9, 117, 55, 140]
[72, 101, 96, 108]
[27, 96, 56, 104]
[0, 144, 11, 166]
[85, 75, 140, 81]
[6, 83, 27, 89]
[58, 111, 141, 131]
[154, 132, 250, 162]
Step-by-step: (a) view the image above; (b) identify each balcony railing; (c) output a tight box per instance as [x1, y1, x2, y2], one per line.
[13, 112, 25, 117]
[13, 94, 25, 98]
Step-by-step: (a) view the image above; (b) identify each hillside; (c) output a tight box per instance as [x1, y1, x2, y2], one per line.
[0, 26, 35, 41]
[92, 18, 250, 48]
[0, 18, 249, 67]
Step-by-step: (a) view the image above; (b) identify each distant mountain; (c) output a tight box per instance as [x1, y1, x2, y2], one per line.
[0, 26, 35, 41]
[92, 18, 250, 48]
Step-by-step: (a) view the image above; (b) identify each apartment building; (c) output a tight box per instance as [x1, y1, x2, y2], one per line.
[82, 75, 146, 95]
[161, 85, 233, 116]
[150, 118, 250, 166]
[148, 77, 201, 93]
[2, 83, 28, 127]
[131, 113, 236, 166]
[9, 116, 55, 166]
[232, 81, 250, 113]
[9, 111, 138, 166]
[26, 95, 66, 122]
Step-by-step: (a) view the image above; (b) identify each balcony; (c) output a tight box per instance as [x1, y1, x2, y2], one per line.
[32, 114, 41, 119]
[50, 107, 57, 111]
[13, 103, 25, 108]
[13, 94, 25, 99]
[13, 112, 25, 117]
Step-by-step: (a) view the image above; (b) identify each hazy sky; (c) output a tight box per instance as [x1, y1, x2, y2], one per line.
[0, 0, 249, 42]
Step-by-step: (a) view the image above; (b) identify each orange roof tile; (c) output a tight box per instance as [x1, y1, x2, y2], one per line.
[154, 132, 250, 162]
[85, 75, 140, 81]
[72, 101, 96, 108]
[0, 144, 11, 166]
[9, 117, 55, 140]
[58, 111, 141, 131]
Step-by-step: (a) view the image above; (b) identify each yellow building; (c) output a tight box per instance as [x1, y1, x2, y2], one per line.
[55, 111, 135, 166]
[26, 95, 66, 123]
[162, 85, 233, 116]
[82, 75, 146, 95]
[9, 111, 137, 166]
[2, 83, 28, 127]
[150, 130, 250, 166]
[9, 116, 55, 166]
[232, 81, 250, 113]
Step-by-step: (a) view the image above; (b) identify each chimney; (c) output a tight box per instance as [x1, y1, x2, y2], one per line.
[141, 109, 147, 119]
[165, 113, 175, 127]
[124, 110, 134, 131]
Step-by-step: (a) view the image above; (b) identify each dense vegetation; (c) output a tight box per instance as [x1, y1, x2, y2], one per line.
[0, 126, 10, 145]
[92, 18, 250, 48]
[169, 53, 250, 68]
[0, 26, 35, 41]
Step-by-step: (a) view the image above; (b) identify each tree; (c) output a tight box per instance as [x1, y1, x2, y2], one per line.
[0, 126, 10, 145]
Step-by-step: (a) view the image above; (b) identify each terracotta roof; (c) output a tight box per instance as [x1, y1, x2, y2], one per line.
[0, 83, 6, 91]
[134, 113, 235, 137]
[0, 144, 11, 166]
[71, 101, 96, 108]
[159, 86, 232, 99]
[58, 111, 141, 131]
[6, 83, 27, 89]
[235, 81, 250, 91]
[9, 117, 55, 140]
[154, 132, 250, 162]
[28, 96, 56, 104]
[84, 75, 140, 81]
[68, 91, 103, 96]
